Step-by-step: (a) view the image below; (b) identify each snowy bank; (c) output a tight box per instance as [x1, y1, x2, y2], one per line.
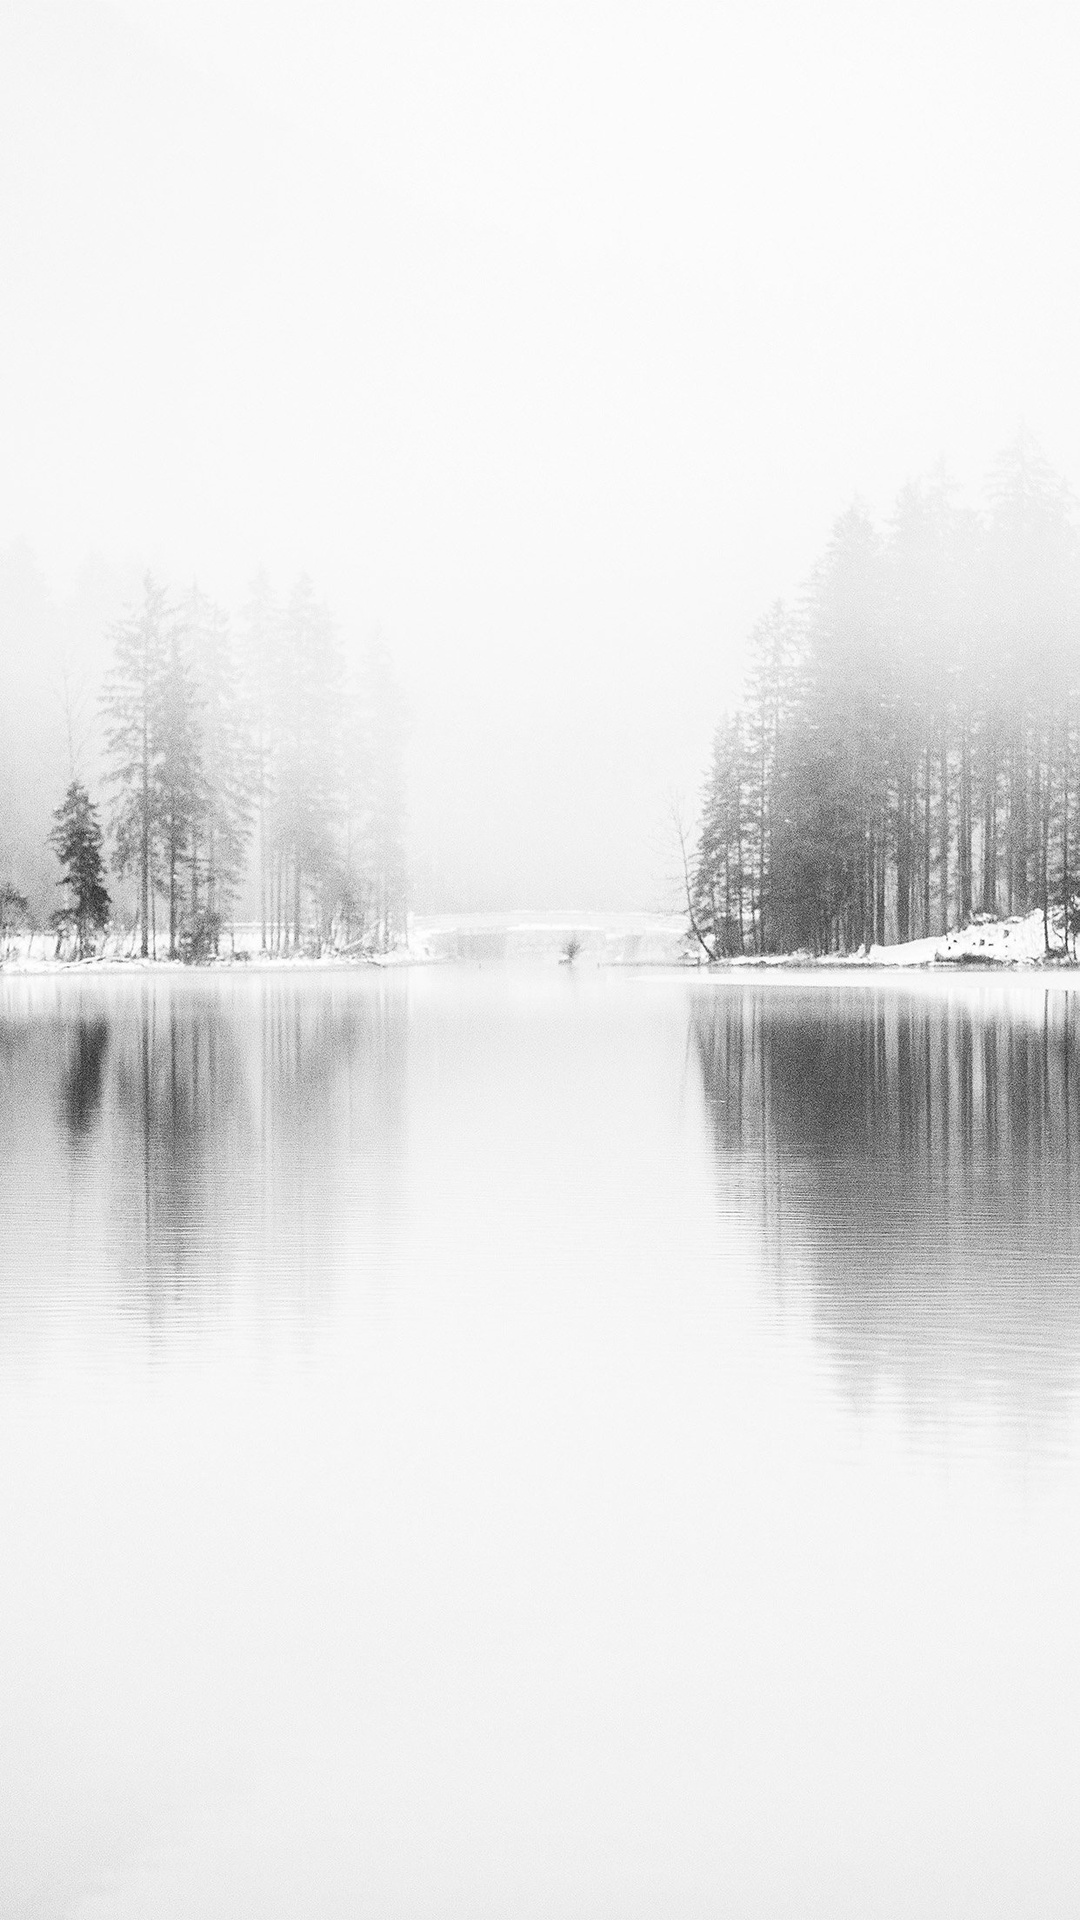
[691, 908, 1080, 972]
[5, 908, 1072, 978]
[864, 909, 1068, 969]
[0, 911, 691, 974]
[0, 920, 428, 974]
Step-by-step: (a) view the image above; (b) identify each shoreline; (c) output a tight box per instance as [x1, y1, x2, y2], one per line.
[3, 908, 1078, 979]
[4, 952, 1080, 980]
[0, 950, 435, 977]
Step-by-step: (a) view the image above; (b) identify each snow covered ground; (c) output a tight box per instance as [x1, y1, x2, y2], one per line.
[0, 911, 691, 972]
[692, 907, 1076, 971]
[863, 908, 1066, 969]
[2, 907, 1077, 973]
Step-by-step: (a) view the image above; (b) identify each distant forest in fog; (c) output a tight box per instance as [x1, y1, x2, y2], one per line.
[692, 434, 1080, 958]
[0, 565, 407, 958]
[11, 432, 1080, 962]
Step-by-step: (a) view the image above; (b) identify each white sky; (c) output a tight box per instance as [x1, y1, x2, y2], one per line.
[3, 0, 1080, 907]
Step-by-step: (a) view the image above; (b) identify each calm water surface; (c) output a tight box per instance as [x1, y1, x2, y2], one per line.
[2, 966, 1080, 1918]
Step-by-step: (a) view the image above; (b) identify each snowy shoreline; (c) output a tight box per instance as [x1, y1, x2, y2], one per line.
[694, 908, 1080, 975]
[3, 909, 1078, 978]
[0, 950, 429, 977]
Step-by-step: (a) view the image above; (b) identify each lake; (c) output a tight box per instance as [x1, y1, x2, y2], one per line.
[2, 964, 1080, 1918]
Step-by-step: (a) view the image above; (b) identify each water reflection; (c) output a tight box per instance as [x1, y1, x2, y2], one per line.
[61, 1017, 109, 1136]
[0, 974, 408, 1351]
[693, 979, 1080, 1436]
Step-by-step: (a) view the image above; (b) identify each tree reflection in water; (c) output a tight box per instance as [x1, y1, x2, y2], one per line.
[61, 1018, 109, 1137]
[692, 980, 1080, 1437]
[107, 976, 409, 1328]
[0, 973, 408, 1347]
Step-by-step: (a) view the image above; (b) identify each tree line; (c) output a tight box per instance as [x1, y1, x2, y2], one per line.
[4, 571, 407, 961]
[690, 433, 1080, 958]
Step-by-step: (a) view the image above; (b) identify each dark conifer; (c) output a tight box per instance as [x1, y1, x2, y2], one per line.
[49, 781, 110, 958]
[695, 436, 1080, 958]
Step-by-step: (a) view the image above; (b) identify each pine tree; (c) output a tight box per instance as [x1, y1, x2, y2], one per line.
[92, 564, 409, 964]
[359, 641, 408, 951]
[102, 575, 168, 957]
[792, 505, 889, 951]
[187, 586, 253, 953]
[152, 612, 204, 958]
[693, 439, 1080, 960]
[743, 602, 798, 951]
[0, 883, 30, 957]
[49, 781, 110, 958]
[239, 572, 279, 953]
[984, 431, 1078, 946]
[274, 577, 345, 951]
[694, 713, 749, 956]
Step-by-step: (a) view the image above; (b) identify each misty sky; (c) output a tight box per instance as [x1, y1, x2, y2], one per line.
[3, 0, 1080, 909]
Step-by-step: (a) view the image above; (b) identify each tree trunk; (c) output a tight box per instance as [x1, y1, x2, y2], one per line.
[896, 768, 911, 946]
[981, 730, 997, 916]
[758, 732, 767, 953]
[875, 826, 886, 948]
[1064, 703, 1072, 957]
[922, 744, 932, 938]
[169, 832, 177, 959]
[959, 718, 972, 926]
[939, 726, 950, 936]
[1038, 732, 1051, 953]
[140, 647, 150, 959]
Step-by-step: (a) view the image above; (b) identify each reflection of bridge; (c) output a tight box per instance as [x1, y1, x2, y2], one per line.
[410, 911, 688, 966]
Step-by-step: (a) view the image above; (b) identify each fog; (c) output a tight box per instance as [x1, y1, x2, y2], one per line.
[3, 0, 1080, 910]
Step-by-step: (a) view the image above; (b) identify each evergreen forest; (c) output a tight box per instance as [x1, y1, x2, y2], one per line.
[691, 434, 1080, 958]
[1, 571, 408, 961]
